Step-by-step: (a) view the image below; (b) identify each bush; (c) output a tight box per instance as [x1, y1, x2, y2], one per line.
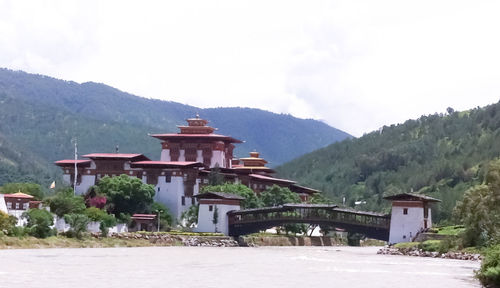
[46, 188, 86, 217]
[477, 244, 500, 287]
[84, 207, 117, 237]
[0, 210, 16, 233]
[24, 209, 55, 238]
[64, 213, 89, 239]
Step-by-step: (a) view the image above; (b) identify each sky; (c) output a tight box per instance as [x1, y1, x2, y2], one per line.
[1, 0, 500, 136]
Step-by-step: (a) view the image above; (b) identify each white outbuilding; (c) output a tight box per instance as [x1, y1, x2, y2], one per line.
[194, 192, 244, 235]
[384, 193, 440, 244]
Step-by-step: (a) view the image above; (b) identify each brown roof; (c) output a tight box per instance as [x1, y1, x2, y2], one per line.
[3, 192, 34, 199]
[130, 161, 205, 169]
[150, 133, 243, 143]
[383, 193, 441, 202]
[83, 153, 150, 161]
[54, 159, 92, 167]
[193, 192, 245, 201]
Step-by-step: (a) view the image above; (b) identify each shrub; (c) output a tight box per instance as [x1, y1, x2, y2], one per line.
[477, 244, 500, 287]
[84, 207, 117, 236]
[64, 213, 89, 239]
[0, 211, 16, 233]
[24, 209, 55, 238]
[46, 188, 86, 217]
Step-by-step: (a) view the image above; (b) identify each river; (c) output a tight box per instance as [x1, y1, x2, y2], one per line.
[0, 246, 480, 288]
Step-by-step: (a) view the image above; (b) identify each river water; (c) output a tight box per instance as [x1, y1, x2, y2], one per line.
[0, 246, 480, 288]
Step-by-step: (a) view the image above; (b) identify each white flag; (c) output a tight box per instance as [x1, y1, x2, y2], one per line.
[49, 181, 55, 189]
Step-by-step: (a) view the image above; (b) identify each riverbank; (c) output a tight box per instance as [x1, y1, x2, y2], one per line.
[0, 232, 238, 249]
[0, 233, 352, 249]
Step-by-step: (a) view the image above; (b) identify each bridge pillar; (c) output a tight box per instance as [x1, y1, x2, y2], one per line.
[384, 193, 441, 244]
[193, 192, 244, 235]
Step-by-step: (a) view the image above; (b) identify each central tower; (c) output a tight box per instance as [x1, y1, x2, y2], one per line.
[150, 115, 243, 168]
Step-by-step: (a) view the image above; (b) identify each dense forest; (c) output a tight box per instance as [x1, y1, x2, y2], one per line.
[0, 68, 351, 186]
[277, 103, 500, 223]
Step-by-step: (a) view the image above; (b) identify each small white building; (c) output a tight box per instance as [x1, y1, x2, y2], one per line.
[194, 192, 244, 235]
[384, 193, 440, 244]
[0, 192, 40, 226]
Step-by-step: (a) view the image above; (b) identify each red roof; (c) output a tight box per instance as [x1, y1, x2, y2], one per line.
[130, 161, 205, 168]
[249, 174, 296, 184]
[54, 159, 92, 167]
[3, 192, 34, 199]
[150, 133, 243, 143]
[83, 153, 150, 161]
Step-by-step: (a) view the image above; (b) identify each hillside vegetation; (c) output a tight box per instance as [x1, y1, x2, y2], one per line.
[277, 103, 500, 223]
[0, 68, 351, 186]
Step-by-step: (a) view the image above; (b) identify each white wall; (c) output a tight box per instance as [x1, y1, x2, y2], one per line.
[161, 149, 171, 161]
[196, 203, 240, 235]
[0, 194, 7, 214]
[211, 151, 225, 168]
[388, 205, 432, 244]
[75, 175, 96, 195]
[155, 175, 185, 222]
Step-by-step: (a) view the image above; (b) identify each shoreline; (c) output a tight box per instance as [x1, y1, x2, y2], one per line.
[0, 233, 348, 249]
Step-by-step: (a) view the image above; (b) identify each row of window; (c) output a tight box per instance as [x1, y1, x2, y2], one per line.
[6, 202, 29, 210]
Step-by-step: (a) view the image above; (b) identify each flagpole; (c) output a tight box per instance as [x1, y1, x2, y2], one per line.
[73, 138, 78, 195]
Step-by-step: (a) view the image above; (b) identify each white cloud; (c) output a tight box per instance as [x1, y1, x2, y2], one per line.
[1, 0, 499, 136]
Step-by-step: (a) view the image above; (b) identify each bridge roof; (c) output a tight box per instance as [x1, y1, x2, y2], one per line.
[229, 203, 340, 215]
[332, 207, 389, 217]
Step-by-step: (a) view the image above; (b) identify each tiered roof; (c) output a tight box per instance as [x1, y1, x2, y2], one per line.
[150, 115, 242, 143]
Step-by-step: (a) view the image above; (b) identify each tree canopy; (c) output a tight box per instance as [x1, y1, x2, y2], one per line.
[96, 175, 155, 217]
[201, 183, 262, 209]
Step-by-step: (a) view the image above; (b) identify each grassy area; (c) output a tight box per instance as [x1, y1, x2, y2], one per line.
[0, 235, 156, 249]
[394, 242, 420, 249]
[135, 231, 225, 237]
[434, 225, 465, 236]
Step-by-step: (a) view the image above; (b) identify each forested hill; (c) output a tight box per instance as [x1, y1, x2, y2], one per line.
[276, 103, 500, 223]
[0, 68, 351, 185]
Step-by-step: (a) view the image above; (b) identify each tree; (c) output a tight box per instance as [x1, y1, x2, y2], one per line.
[64, 213, 89, 239]
[201, 183, 262, 209]
[96, 175, 155, 217]
[46, 187, 86, 218]
[181, 204, 199, 228]
[84, 207, 117, 236]
[24, 208, 54, 238]
[454, 159, 500, 246]
[151, 202, 173, 231]
[0, 182, 44, 200]
[0, 210, 16, 234]
[208, 165, 224, 186]
[260, 185, 301, 207]
[212, 205, 219, 233]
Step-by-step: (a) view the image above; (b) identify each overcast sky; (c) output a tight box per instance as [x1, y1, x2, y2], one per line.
[1, 0, 500, 136]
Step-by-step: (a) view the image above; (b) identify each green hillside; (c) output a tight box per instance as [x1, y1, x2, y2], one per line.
[276, 103, 500, 223]
[0, 68, 351, 186]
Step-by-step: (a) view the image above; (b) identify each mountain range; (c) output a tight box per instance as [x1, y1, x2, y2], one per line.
[0, 68, 352, 186]
[276, 102, 500, 223]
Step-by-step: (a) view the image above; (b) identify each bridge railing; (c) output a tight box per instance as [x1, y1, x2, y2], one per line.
[228, 206, 390, 229]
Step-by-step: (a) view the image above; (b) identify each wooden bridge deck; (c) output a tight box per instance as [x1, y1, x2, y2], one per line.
[227, 204, 390, 241]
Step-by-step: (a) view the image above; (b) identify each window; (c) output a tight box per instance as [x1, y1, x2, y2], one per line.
[191, 197, 195, 205]
[7, 202, 12, 209]
[165, 172, 171, 183]
[181, 196, 186, 206]
[209, 205, 213, 212]
[403, 208, 408, 215]
[15, 203, 19, 209]
[23, 203, 28, 210]
[157, 187, 160, 193]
